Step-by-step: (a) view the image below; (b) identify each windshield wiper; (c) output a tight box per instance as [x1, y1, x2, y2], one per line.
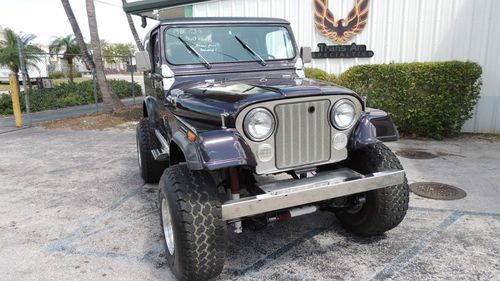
[234, 35, 266, 66]
[169, 34, 211, 69]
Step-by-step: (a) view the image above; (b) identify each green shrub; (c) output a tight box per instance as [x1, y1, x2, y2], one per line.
[49, 70, 83, 79]
[107, 80, 141, 98]
[305, 68, 337, 83]
[0, 94, 14, 115]
[0, 79, 142, 115]
[337, 61, 482, 139]
[49, 71, 65, 79]
[73, 71, 83, 78]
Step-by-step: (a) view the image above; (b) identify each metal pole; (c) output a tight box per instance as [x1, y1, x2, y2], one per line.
[93, 69, 98, 112]
[130, 56, 136, 105]
[17, 38, 31, 126]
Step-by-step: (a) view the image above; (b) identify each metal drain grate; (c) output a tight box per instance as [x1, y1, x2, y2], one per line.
[396, 149, 438, 159]
[410, 182, 466, 200]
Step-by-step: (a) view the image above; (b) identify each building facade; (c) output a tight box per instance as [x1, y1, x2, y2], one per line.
[187, 0, 500, 133]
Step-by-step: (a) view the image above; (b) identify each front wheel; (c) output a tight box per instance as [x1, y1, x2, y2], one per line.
[334, 143, 409, 236]
[159, 164, 226, 281]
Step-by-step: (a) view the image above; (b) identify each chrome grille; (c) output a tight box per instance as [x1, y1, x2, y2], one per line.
[275, 100, 331, 169]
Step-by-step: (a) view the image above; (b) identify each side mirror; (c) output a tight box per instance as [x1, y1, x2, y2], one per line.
[135, 51, 152, 72]
[300, 47, 312, 64]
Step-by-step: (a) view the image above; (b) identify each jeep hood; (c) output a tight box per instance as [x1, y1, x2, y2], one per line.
[172, 77, 359, 127]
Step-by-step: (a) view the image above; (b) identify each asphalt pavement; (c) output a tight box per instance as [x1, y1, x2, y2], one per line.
[0, 127, 499, 281]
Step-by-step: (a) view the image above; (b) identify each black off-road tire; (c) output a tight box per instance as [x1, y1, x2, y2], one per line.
[159, 164, 225, 281]
[335, 143, 409, 236]
[136, 119, 168, 184]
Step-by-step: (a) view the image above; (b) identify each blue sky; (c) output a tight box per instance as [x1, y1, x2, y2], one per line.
[0, 0, 157, 45]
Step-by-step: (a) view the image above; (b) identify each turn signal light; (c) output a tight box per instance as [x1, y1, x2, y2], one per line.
[187, 131, 197, 142]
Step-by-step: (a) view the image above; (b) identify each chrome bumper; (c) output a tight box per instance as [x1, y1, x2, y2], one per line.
[221, 168, 405, 221]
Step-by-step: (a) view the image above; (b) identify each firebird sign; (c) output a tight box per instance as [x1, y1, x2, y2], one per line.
[313, 0, 373, 59]
[314, 0, 370, 43]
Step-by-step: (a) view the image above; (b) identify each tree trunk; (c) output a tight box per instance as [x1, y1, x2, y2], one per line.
[122, 0, 151, 96]
[60, 0, 95, 72]
[86, 0, 124, 113]
[68, 58, 74, 84]
[12, 66, 19, 83]
[122, 0, 144, 51]
[26, 73, 33, 92]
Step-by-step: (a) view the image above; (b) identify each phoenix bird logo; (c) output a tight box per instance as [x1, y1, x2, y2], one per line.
[314, 0, 371, 44]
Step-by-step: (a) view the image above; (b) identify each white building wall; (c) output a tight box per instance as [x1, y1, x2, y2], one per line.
[192, 0, 500, 133]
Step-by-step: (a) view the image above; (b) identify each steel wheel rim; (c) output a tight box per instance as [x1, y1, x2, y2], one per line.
[161, 197, 175, 255]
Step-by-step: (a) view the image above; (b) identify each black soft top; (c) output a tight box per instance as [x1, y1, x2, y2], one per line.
[159, 17, 290, 25]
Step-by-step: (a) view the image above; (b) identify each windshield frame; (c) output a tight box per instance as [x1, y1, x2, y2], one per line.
[163, 24, 298, 67]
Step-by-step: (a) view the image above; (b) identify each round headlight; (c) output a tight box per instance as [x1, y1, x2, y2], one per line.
[244, 108, 275, 141]
[331, 99, 356, 130]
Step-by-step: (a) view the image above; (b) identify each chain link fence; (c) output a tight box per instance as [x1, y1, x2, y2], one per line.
[0, 51, 143, 128]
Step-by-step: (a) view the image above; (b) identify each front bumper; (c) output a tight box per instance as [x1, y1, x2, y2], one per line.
[221, 168, 405, 221]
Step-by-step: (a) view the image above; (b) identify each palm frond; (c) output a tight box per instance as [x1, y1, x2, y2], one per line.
[0, 28, 43, 73]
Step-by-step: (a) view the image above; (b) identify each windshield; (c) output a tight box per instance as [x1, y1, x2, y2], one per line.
[164, 25, 296, 65]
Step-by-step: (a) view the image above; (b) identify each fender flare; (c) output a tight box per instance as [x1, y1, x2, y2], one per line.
[349, 108, 399, 150]
[172, 129, 256, 171]
[142, 96, 162, 127]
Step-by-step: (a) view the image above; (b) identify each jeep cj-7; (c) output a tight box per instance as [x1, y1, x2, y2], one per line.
[132, 17, 408, 281]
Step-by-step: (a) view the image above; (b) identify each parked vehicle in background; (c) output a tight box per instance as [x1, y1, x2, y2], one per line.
[0, 63, 48, 84]
[134, 17, 409, 281]
[0, 67, 10, 83]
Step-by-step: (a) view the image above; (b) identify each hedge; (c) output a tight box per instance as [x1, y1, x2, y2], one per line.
[306, 61, 482, 139]
[48, 71, 65, 79]
[304, 68, 337, 83]
[0, 79, 141, 115]
[49, 71, 83, 79]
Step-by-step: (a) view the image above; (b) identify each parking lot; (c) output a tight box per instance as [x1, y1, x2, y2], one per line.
[0, 127, 499, 281]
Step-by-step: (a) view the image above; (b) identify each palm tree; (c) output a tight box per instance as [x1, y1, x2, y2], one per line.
[86, 0, 123, 113]
[49, 35, 80, 83]
[60, 0, 94, 72]
[121, 0, 144, 51]
[0, 28, 43, 80]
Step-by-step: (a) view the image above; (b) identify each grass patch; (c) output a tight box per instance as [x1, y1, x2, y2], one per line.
[0, 84, 11, 91]
[51, 77, 91, 86]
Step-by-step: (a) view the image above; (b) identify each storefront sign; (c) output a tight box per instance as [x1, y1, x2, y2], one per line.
[312, 43, 374, 59]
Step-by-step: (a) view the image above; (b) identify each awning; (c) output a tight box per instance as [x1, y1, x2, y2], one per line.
[123, 0, 211, 19]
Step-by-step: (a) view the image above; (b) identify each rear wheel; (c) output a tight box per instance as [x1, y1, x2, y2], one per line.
[136, 118, 168, 183]
[159, 164, 226, 281]
[335, 143, 409, 236]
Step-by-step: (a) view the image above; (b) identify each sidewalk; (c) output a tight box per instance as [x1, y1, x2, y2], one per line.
[0, 97, 143, 133]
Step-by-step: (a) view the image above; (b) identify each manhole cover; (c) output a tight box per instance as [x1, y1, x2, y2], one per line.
[410, 182, 466, 200]
[396, 149, 438, 159]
